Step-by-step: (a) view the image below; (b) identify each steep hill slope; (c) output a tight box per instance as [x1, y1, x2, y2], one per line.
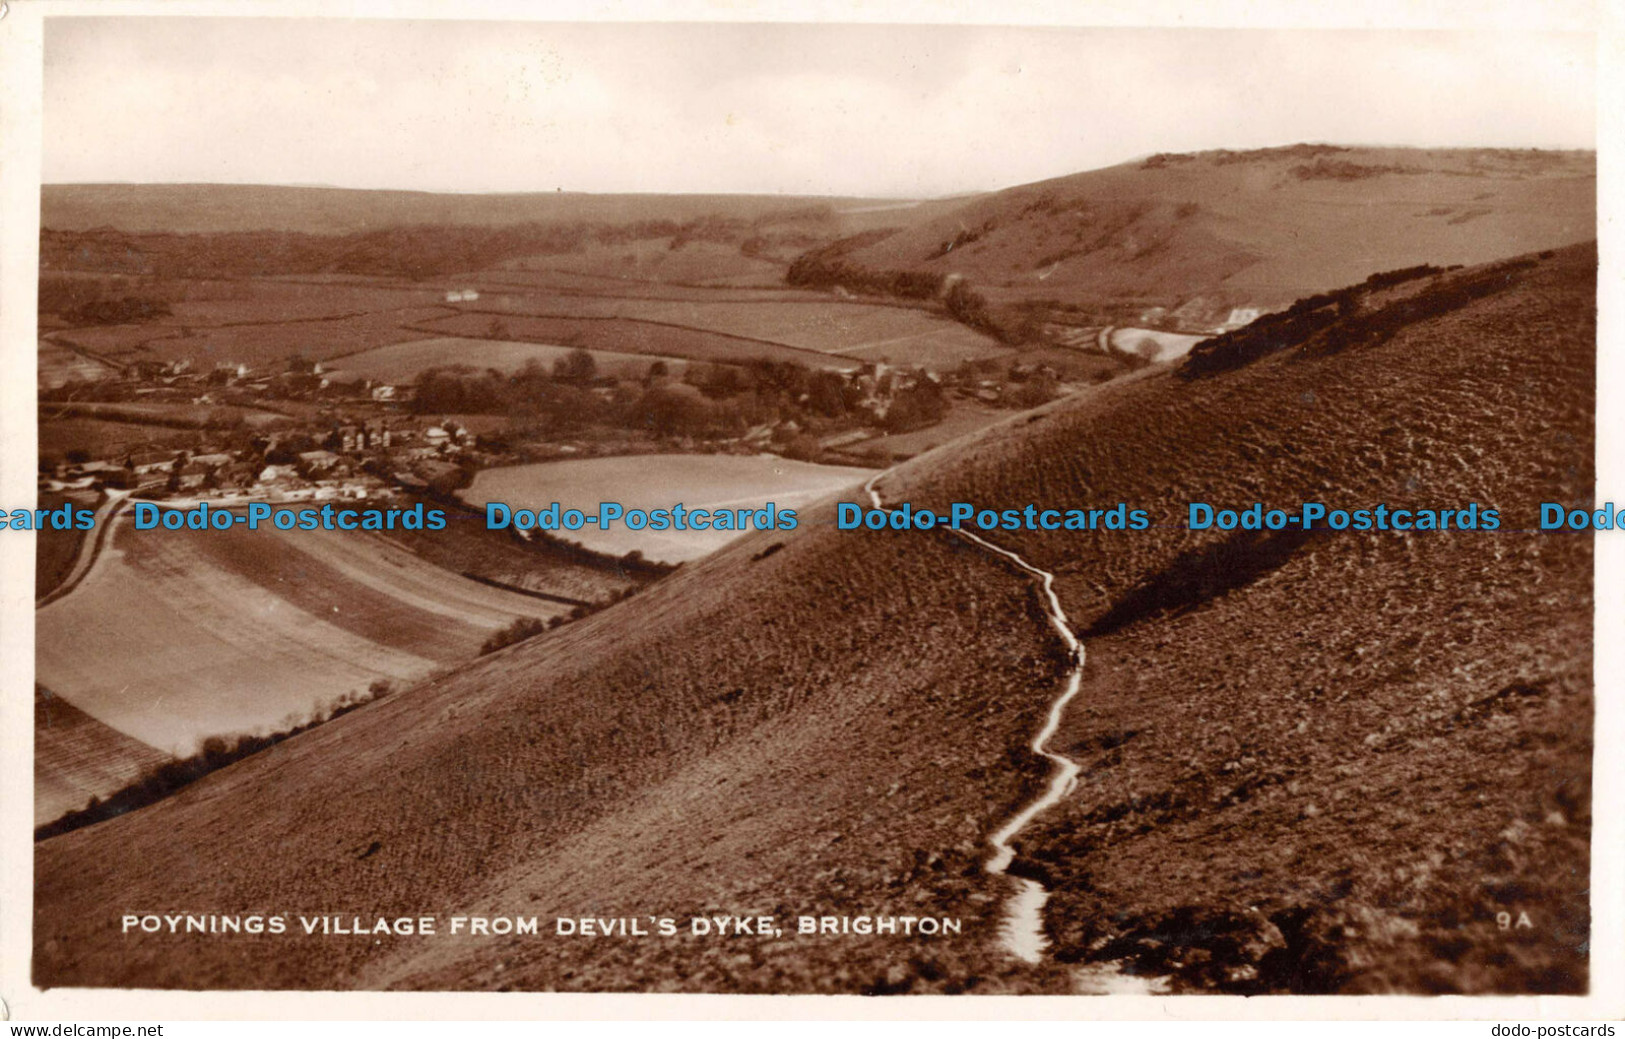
[839, 146, 1594, 325]
[34, 245, 1593, 995]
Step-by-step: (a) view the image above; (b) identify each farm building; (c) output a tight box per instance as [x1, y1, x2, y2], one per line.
[444, 289, 481, 303]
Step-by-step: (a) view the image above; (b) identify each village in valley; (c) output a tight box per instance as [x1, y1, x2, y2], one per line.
[38, 282, 1108, 510]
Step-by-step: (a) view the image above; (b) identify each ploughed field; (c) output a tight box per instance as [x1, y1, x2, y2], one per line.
[35, 687, 173, 828]
[33, 245, 1595, 994]
[463, 454, 878, 563]
[34, 512, 556, 818]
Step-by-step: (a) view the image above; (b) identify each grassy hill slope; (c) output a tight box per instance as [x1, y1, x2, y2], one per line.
[34, 245, 1594, 994]
[839, 146, 1594, 324]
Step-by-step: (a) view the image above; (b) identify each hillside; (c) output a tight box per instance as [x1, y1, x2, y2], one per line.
[835, 146, 1595, 326]
[34, 244, 1594, 995]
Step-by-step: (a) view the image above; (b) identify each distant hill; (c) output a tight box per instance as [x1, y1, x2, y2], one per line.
[833, 145, 1595, 325]
[40, 183, 939, 236]
[43, 148, 1593, 319]
[35, 243, 1594, 994]
[38, 185, 967, 282]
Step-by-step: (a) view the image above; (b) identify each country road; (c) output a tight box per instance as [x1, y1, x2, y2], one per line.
[37, 490, 130, 608]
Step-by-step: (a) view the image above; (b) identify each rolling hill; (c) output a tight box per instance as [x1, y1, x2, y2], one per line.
[39, 184, 955, 237]
[834, 145, 1595, 325]
[33, 243, 1594, 995]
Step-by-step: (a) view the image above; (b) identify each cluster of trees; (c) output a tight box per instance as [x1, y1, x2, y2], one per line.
[785, 253, 946, 300]
[950, 356, 1062, 408]
[480, 615, 549, 654]
[1306, 259, 1537, 359]
[928, 220, 997, 259]
[945, 282, 1051, 346]
[1179, 290, 1356, 378]
[1180, 258, 1535, 379]
[1360, 263, 1452, 291]
[39, 274, 172, 325]
[480, 581, 650, 655]
[785, 245, 1038, 345]
[409, 350, 945, 442]
[41, 208, 842, 283]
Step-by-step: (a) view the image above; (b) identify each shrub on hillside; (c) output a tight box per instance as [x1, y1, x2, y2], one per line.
[480, 616, 549, 655]
[1179, 257, 1542, 380]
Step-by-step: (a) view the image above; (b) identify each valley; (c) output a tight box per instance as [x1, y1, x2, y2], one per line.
[30, 147, 1598, 996]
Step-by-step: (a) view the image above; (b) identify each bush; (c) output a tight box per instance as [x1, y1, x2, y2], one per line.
[480, 616, 549, 655]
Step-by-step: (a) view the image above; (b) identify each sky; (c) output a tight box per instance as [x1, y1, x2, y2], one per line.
[42, 18, 1596, 197]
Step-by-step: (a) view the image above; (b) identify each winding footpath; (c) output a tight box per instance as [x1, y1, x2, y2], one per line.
[863, 472, 1086, 964]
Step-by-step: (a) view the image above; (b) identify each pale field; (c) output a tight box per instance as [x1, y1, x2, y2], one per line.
[463, 453, 877, 563]
[35, 516, 558, 756]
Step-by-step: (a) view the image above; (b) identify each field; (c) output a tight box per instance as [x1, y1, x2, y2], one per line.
[35, 687, 173, 827]
[377, 495, 647, 604]
[477, 265, 826, 301]
[38, 417, 206, 461]
[847, 401, 1016, 460]
[327, 337, 696, 384]
[41, 400, 288, 429]
[35, 511, 560, 760]
[414, 311, 858, 370]
[137, 307, 456, 367]
[463, 453, 877, 562]
[39, 342, 118, 389]
[466, 293, 1002, 360]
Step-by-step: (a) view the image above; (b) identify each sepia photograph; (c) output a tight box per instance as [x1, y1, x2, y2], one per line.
[5, 2, 1614, 1014]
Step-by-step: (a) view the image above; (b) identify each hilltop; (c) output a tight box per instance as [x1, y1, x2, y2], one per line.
[34, 243, 1594, 994]
[827, 146, 1594, 326]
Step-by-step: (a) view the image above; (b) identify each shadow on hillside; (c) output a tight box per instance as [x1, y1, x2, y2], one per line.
[1085, 525, 1321, 637]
